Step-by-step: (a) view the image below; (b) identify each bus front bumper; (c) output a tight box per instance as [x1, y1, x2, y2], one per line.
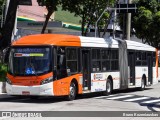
[6, 82, 54, 96]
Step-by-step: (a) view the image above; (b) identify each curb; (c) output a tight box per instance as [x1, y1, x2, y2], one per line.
[0, 82, 2, 93]
[0, 82, 6, 93]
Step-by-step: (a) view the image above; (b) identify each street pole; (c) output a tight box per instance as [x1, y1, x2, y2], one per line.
[95, 7, 107, 37]
[12, 10, 18, 41]
[122, 0, 127, 40]
[1, 4, 4, 28]
[113, 9, 116, 39]
[126, 0, 132, 40]
[4, 0, 10, 22]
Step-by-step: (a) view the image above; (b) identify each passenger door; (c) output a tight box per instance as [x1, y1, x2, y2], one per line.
[82, 49, 91, 90]
[128, 52, 135, 85]
[147, 53, 153, 84]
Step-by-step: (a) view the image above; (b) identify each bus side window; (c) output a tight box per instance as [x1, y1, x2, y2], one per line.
[92, 49, 101, 72]
[110, 49, 119, 71]
[142, 52, 147, 66]
[153, 52, 156, 67]
[136, 51, 142, 66]
[57, 47, 67, 79]
[66, 48, 78, 75]
[101, 49, 110, 71]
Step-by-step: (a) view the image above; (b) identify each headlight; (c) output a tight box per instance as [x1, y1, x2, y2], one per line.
[40, 76, 53, 85]
[6, 77, 12, 85]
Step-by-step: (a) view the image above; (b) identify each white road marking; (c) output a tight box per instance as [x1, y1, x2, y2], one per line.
[0, 93, 6, 95]
[142, 99, 160, 103]
[107, 95, 134, 100]
[123, 97, 150, 102]
[151, 106, 160, 111]
[94, 94, 119, 99]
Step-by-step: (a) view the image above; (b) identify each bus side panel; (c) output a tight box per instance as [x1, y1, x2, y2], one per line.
[90, 72, 120, 92]
[158, 67, 160, 82]
[135, 67, 148, 87]
[53, 74, 83, 96]
[153, 67, 159, 85]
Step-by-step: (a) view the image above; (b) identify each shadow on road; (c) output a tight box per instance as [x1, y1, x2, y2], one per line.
[0, 87, 154, 104]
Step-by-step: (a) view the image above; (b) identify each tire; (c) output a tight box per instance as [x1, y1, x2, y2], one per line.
[139, 78, 145, 91]
[103, 79, 112, 96]
[67, 82, 76, 101]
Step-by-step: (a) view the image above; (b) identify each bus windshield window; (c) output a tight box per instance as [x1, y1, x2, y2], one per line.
[8, 47, 51, 76]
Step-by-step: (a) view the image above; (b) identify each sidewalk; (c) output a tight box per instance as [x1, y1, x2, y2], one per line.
[0, 82, 6, 95]
[0, 82, 2, 93]
[0, 82, 12, 101]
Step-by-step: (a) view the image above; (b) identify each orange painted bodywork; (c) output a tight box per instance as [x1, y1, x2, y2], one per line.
[53, 74, 83, 96]
[7, 72, 83, 96]
[12, 34, 81, 47]
[10, 34, 82, 96]
[7, 72, 53, 86]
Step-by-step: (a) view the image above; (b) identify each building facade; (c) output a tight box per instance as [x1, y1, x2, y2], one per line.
[18, 0, 46, 21]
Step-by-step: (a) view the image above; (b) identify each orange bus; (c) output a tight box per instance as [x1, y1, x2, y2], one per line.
[6, 34, 159, 100]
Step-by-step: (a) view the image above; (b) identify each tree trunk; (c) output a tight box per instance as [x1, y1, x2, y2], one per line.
[0, 50, 3, 63]
[2, 82, 6, 93]
[0, 0, 19, 50]
[41, 11, 54, 34]
[81, 13, 86, 36]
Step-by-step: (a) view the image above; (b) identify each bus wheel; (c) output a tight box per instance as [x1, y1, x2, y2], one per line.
[67, 82, 76, 101]
[139, 78, 145, 91]
[103, 79, 112, 96]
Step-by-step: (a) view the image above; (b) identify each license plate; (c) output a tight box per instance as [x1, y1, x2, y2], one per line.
[22, 91, 30, 95]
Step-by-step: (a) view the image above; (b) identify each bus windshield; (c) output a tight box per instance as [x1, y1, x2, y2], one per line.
[8, 47, 51, 76]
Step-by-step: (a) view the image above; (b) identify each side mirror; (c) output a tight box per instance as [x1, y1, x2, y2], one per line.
[53, 67, 57, 80]
[3, 47, 10, 64]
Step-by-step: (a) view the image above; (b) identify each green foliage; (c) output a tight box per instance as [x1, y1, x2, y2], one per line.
[55, 6, 81, 24]
[131, 0, 160, 48]
[38, 0, 115, 36]
[37, 0, 59, 12]
[0, 63, 7, 82]
[61, 0, 115, 36]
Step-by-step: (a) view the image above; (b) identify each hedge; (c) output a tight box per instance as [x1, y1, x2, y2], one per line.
[0, 63, 7, 82]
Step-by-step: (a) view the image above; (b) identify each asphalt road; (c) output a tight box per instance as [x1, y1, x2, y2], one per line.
[0, 82, 160, 120]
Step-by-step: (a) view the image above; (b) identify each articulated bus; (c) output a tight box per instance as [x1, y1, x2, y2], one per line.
[6, 34, 159, 100]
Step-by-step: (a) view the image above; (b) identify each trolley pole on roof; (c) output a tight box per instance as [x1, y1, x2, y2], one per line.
[95, 7, 107, 38]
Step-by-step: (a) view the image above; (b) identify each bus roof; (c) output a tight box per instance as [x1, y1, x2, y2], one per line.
[126, 40, 155, 51]
[12, 34, 155, 51]
[12, 34, 81, 47]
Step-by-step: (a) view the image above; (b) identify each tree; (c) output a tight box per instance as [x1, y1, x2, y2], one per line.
[0, 0, 5, 31]
[62, 0, 115, 36]
[0, 0, 19, 49]
[131, 0, 160, 48]
[0, 0, 19, 65]
[37, 0, 60, 34]
[38, 0, 115, 36]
